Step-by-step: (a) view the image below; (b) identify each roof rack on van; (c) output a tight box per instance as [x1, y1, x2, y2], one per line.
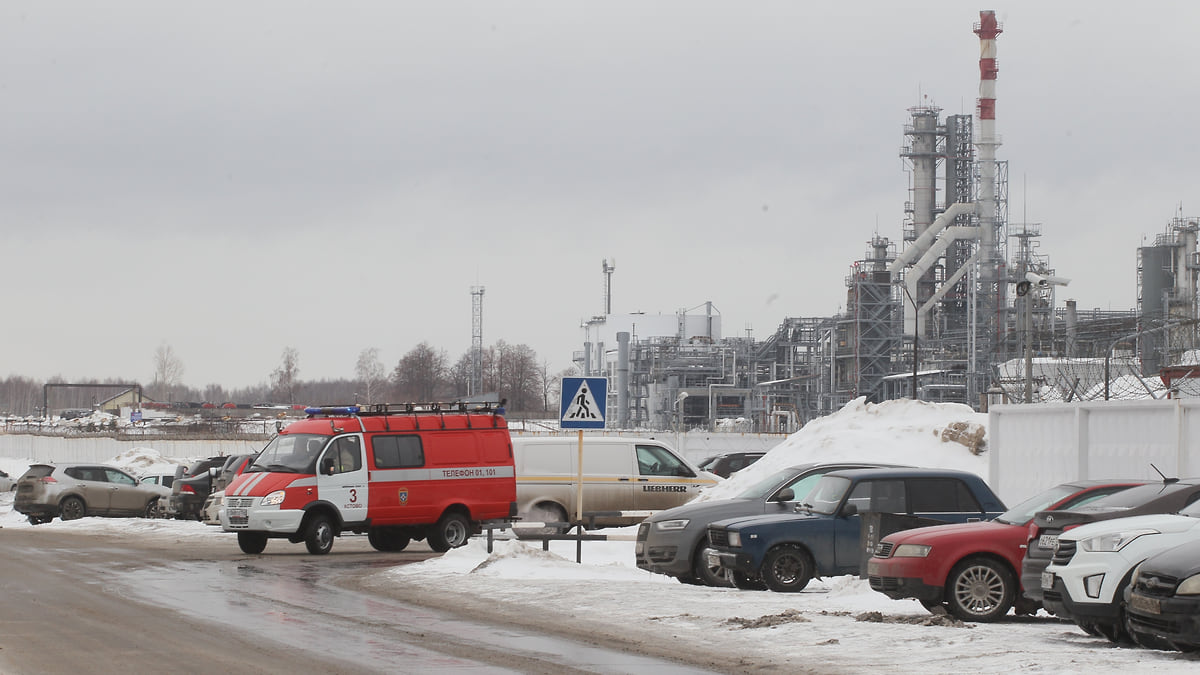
[303, 400, 506, 418]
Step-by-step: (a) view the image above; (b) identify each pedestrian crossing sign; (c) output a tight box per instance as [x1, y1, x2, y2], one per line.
[560, 377, 607, 429]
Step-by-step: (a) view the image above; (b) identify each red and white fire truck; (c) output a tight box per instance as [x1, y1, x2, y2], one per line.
[221, 402, 515, 555]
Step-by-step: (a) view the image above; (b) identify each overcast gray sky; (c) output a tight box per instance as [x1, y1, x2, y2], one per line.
[2, 2, 1195, 390]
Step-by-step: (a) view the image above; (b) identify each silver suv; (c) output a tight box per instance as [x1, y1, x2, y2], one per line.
[14, 463, 170, 525]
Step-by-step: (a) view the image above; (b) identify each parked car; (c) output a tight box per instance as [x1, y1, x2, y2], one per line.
[707, 467, 1006, 592]
[867, 479, 1144, 621]
[167, 456, 229, 520]
[139, 473, 176, 490]
[696, 452, 766, 479]
[202, 490, 225, 526]
[1021, 478, 1200, 608]
[0, 468, 14, 492]
[1125, 538, 1200, 651]
[637, 461, 902, 586]
[1041, 495, 1200, 644]
[14, 463, 171, 524]
[200, 454, 256, 527]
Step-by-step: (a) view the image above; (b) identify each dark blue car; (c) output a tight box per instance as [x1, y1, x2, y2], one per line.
[707, 467, 1006, 592]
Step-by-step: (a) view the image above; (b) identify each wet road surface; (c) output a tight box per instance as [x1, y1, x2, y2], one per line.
[0, 529, 716, 674]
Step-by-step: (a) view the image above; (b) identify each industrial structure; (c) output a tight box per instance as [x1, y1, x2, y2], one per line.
[572, 11, 1200, 432]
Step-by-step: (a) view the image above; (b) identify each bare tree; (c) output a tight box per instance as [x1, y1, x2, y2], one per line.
[393, 342, 448, 401]
[271, 347, 301, 403]
[152, 342, 184, 401]
[355, 347, 387, 404]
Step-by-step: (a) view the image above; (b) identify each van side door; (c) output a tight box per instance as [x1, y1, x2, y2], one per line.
[580, 442, 634, 514]
[633, 444, 701, 511]
[316, 434, 369, 525]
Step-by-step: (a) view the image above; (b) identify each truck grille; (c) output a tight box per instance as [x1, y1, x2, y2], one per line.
[1051, 540, 1077, 566]
[225, 497, 256, 509]
[1133, 572, 1181, 598]
[708, 527, 729, 548]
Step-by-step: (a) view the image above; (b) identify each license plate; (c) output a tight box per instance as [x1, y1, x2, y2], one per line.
[1041, 571, 1055, 590]
[228, 508, 248, 525]
[1129, 593, 1161, 615]
[1038, 534, 1058, 549]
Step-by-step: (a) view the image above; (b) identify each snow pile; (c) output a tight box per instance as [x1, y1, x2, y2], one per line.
[695, 397, 989, 502]
[107, 447, 188, 478]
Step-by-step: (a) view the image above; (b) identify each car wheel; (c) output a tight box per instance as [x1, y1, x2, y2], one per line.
[946, 558, 1015, 622]
[368, 528, 412, 552]
[28, 515, 51, 525]
[304, 515, 336, 555]
[59, 496, 86, 521]
[692, 541, 735, 588]
[761, 545, 814, 593]
[920, 599, 946, 612]
[144, 498, 162, 519]
[1168, 640, 1199, 653]
[238, 532, 269, 555]
[428, 512, 470, 553]
[731, 572, 767, 591]
[1094, 620, 1131, 644]
[1077, 621, 1102, 637]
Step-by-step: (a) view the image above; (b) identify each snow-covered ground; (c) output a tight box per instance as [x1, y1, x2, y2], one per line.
[3, 399, 1198, 673]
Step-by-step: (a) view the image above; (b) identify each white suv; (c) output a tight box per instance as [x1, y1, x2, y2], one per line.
[1041, 499, 1200, 643]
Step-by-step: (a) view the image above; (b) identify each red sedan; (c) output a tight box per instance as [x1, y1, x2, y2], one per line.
[866, 480, 1144, 621]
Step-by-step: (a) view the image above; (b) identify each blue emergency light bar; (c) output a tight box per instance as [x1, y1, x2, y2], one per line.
[304, 405, 361, 415]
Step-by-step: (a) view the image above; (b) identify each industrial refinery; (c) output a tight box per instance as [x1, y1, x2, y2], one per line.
[573, 11, 1200, 432]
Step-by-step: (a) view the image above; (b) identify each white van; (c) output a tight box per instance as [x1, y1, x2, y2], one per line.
[512, 436, 720, 527]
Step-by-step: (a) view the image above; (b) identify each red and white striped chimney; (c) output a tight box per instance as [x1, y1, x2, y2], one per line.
[974, 10, 1002, 279]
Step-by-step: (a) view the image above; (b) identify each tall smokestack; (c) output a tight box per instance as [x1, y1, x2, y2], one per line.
[974, 10, 1002, 275]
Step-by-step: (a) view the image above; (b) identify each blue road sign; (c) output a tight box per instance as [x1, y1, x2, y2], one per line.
[560, 377, 607, 429]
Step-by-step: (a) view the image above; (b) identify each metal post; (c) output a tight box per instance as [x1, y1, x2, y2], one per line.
[1024, 295, 1033, 403]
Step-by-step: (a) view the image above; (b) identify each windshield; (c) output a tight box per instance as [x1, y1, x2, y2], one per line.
[806, 476, 852, 515]
[737, 468, 804, 499]
[248, 433, 328, 474]
[995, 485, 1078, 525]
[1180, 499, 1200, 518]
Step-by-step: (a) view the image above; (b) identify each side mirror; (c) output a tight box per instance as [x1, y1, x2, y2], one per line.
[208, 467, 220, 479]
[773, 488, 795, 503]
[840, 503, 858, 518]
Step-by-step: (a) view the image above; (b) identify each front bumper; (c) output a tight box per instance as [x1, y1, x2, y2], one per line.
[635, 525, 693, 577]
[1125, 589, 1200, 648]
[866, 557, 943, 602]
[220, 504, 305, 535]
[713, 549, 757, 576]
[1041, 570, 1120, 622]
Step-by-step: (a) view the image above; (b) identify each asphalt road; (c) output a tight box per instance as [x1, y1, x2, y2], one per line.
[0, 527, 715, 674]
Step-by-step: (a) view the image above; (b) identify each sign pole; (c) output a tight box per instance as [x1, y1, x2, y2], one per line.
[575, 429, 584, 524]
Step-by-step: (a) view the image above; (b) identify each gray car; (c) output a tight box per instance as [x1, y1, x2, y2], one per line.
[14, 463, 171, 525]
[635, 461, 898, 586]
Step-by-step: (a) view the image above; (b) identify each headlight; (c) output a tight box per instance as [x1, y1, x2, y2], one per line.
[261, 490, 285, 507]
[727, 531, 742, 548]
[1177, 574, 1200, 596]
[893, 544, 932, 558]
[655, 519, 689, 531]
[1077, 529, 1159, 553]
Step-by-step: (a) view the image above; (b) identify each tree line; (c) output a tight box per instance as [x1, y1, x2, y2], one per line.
[0, 340, 576, 418]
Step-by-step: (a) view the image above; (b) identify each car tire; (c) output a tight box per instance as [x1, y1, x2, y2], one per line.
[238, 532, 269, 555]
[946, 558, 1015, 622]
[731, 572, 767, 591]
[368, 528, 412, 552]
[28, 515, 52, 525]
[1094, 620, 1130, 644]
[428, 512, 470, 553]
[761, 545, 814, 593]
[304, 515, 336, 555]
[59, 496, 86, 521]
[692, 541, 734, 588]
[1077, 621, 1102, 637]
[144, 498, 162, 519]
